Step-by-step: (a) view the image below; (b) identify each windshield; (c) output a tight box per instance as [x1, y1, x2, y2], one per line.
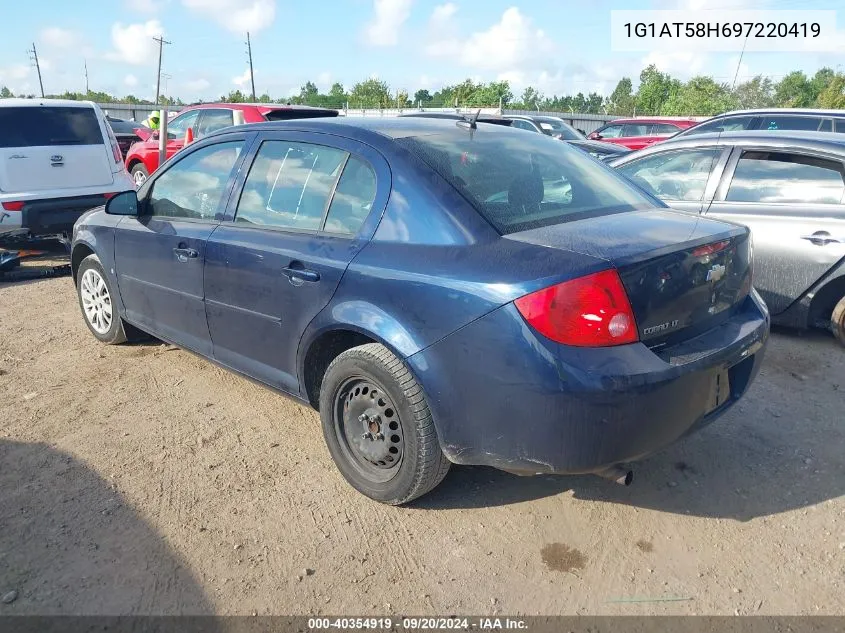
[397, 128, 655, 234]
[535, 117, 584, 140]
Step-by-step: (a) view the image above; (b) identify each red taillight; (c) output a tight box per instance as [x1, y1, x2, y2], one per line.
[103, 192, 118, 200]
[692, 240, 730, 258]
[514, 269, 639, 347]
[111, 139, 122, 164]
[1, 201, 24, 211]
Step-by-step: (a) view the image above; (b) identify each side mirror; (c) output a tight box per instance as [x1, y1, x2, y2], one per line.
[105, 190, 139, 216]
[591, 132, 602, 140]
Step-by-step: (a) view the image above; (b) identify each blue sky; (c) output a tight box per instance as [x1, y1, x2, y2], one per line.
[0, 0, 842, 102]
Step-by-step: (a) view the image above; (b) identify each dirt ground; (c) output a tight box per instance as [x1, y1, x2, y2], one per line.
[1, 275, 843, 616]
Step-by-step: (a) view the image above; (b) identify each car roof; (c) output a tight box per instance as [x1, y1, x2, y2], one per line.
[631, 130, 845, 153]
[184, 102, 337, 112]
[607, 117, 697, 124]
[0, 98, 97, 109]
[211, 116, 526, 143]
[715, 108, 845, 117]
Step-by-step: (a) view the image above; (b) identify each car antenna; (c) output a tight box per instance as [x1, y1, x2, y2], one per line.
[456, 109, 482, 132]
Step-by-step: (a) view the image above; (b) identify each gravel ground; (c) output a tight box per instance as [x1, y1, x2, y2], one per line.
[0, 276, 843, 616]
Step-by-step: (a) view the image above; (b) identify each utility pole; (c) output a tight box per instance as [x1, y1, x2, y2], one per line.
[152, 35, 171, 105]
[84, 59, 89, 94]
[28, 43, 45, 97]
[246, 32, 256, 102]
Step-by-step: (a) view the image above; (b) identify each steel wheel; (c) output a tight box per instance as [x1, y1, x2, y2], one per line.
[133, 169, 147, 187]
[80, 268, 113, 335]
[333, 377, 405, 484]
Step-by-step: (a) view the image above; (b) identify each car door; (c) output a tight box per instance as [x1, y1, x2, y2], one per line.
[114, 135, 250, 355]
[621, 123, 660, 150]
[615, 146, 729, 214]
[705, 148, 845, 315]
[204, 132, 389, 393]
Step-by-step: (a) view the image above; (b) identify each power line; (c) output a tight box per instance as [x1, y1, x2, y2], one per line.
[28, 42, 44, 98]
[246, 32, 256, 102]
[152, 35, 172, 105]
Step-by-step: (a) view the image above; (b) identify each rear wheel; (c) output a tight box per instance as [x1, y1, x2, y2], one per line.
[130, 163, 149, 188]
[319, 343, 450, 505]
[76, 255, 127, 345]
[832, 295, 845, 347]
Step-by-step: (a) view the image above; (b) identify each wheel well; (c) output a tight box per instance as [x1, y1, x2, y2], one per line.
[71, 244, 95, 284]
[127, 158, 143, 172]
[303, 330, 376, 410]
[809, 275, 845, 328]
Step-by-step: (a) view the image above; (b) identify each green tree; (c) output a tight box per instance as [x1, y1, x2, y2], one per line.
[257, 93, 272, 103]
[328, 82, 347, 107]
[349, 78, 391, 108]
[810, 67, 836, 104]
[662, 76, 737, 116]
[473, 80, 512, 106]
[816, 72, 845, 109]
[585, 92, 604, 114]
[571, 92, 587, 112]
[608, 77, 635, 115]
[636, 64, 678, 115]
[774, 71, 813, 107]
[413, 89, 432, 105]
[220, 89, 247, 103]
[299, 81, 319, 104]
[520, 86, 542, 110]
[732, 75, 774, 109]
[0, 86, 13, 98]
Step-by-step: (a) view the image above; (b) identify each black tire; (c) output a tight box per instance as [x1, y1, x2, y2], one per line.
[130, 163, 149, 188]
[76, 254, 128, 345]
[832, 295, 845, 348]
[319, 343, 451, 505]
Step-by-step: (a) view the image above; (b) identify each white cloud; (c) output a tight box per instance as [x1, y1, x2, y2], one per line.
[129, 0, 164, 13]
[186, 78, 211, 92]
[182, 0, 276, 33]
[641, 50, 708, 77]
[41, 27, 80, 49]
[124, 74, 139, 87]
[316, 72, 332, 91]
[431, 2, 456, 22]
[0, 64, 31, 82]
[364, 0, 413, 47]
[106, 21, 165, 66]
[233, 68, 252, 87]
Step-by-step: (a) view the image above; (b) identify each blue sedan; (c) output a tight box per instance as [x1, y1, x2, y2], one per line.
[71, 117, 770, 504]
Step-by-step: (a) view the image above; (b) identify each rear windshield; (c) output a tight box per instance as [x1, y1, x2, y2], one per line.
[397, 129, 655, 234]
[0, 106, 103, 148]
[263, 109, 339, 121]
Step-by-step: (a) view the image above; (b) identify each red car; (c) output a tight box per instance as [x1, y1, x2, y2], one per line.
[124, 103, 338, 186]
[587, 117, 698, 151]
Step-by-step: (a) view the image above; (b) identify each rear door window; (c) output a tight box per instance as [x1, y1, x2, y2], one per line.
[196, 109, 235, 137]
[652, 123, 681, 134]
[622, 123, 651, 137]
[235, 140, 348, 231]
[684, 115, 756, 136]
[760, 116, 822, 131]
[617, 148, 722, 202]
[397, 128, 653, 234]
[0, 106, 103, 147]
[836, 119, 845, 133]
[726, 151, 845, 204]
[166, 110, 201, 140]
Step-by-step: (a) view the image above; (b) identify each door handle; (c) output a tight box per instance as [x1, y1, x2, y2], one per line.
[282, 262, 320, 284]
[173, 246, 199, 262]
[800, 232, 841, 245]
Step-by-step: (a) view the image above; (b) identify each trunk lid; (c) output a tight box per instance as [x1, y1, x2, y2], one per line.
[0, 105, 115, 192]
[505, 208, 753, 347]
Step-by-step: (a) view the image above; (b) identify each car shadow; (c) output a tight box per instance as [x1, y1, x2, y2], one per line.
[414, 331, 845, 520]
[0, 439, 214, 615]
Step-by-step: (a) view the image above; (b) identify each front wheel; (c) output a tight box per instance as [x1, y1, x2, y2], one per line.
[319, 343, 451, 505]
[130, 163, 149, 188]
[832, 295, 845, 348]
[76, 255, 127, 345]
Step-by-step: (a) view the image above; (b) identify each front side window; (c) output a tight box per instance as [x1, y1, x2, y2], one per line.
[597, 124, 623, 138]
[617, 149, 722, 202]
[684, 115, 756, 136]
[236, 140, 348, 231]
[166, 110, 200, 140]
[512, 119, 537, 132]
[726, 152, 845, 205]
[197, 109, 235, 137]
[148, 141, 244, 219]
[397, 128, 654, 234]
[760, 116, 822, 132]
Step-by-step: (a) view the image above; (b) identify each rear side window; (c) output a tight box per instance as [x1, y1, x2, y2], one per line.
[652, 123, 681, 134]
[684, 115, 756, 136]
[760, 116, 822, 131]
[617, 148, 722, 202]
[597, 124, 623, 138]
[837, 119, 845, 133]
[236, 140, 348, 231]
[622, 123, 650, 137]
[397, 129, 654, 234]
[324, 157, 377, 235]
[0, 106, 103, 148]
[197, 109, 234, 137]
[726, 152, 845, 205]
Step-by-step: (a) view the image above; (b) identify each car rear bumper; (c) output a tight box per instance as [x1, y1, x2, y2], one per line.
[407, 290, 770, 474]
[4, 195, 116, 237]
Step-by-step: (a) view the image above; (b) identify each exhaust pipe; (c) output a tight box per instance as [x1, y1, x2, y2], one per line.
[596, 465, 633, 486]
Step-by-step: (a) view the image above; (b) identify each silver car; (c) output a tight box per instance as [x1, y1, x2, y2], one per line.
[610, 131, 845, 346]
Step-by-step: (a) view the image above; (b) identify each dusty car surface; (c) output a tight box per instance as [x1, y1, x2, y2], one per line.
[71, 117, 769, 504]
